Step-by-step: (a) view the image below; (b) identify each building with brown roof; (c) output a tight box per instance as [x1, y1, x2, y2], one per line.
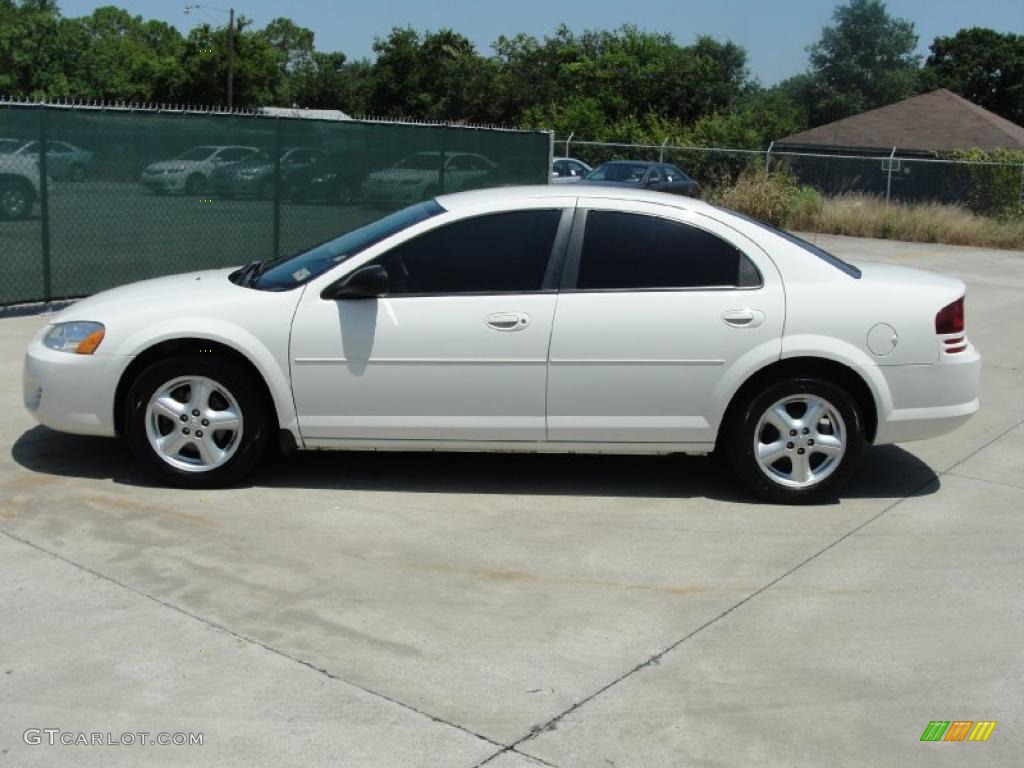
[776, 88, 1024, 154]
[772, 90, 1024, 205]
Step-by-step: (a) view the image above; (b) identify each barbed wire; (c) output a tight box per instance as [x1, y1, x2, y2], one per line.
[0, 95, 545, 134]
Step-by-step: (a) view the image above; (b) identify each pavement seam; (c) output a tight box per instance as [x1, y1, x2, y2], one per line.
[943, 470, 1024, 492]
[489, 413, 1024, 762]
[0, 527, 509, 757]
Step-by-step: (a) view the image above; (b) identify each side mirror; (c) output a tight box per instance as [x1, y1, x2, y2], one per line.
[320, 264, 390, 300]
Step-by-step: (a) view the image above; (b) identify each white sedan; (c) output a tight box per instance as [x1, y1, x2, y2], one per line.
[22, 186, 980, 502]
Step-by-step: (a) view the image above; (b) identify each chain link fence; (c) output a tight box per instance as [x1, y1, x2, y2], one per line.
[0, 103, 551, 308]
[557, 137, 1024, 213]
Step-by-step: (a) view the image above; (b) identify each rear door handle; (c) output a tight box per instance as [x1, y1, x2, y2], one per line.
[722, 309, 766, 329]
[485, 312, 531, 332]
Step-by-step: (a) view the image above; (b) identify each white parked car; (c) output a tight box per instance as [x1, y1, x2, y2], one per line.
[23, 186, 980, 502]
[551, 157, 592, 184]
[140, 145, 260, 195]
[0, 140, 41, 219]
[361, 151, 497, 204]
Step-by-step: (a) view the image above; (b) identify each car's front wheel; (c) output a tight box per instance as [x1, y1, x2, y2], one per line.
[0, 178, 34, 219]
[725, 377, 864, 504]
[124, 356, 271, 487]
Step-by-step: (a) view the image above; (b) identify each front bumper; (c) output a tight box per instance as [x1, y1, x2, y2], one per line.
[141, 174, 186, 193]
[873, 345, 981, 444]
[23, 328, 129, 437]
[212, 175, 263, 196]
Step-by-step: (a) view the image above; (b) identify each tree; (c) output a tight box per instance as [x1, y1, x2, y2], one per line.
[922, 28, 1024, 125]
[806, 0, 920, 124]
[0, 0, 71, 98]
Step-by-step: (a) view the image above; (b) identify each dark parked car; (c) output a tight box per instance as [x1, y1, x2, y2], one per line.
[211, 147, 328, 200]
[579, 160, 700, 197]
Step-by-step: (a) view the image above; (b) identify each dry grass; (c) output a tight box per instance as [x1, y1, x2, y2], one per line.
[788, 194, 1024, 250]
[709, 170, 1024, 251]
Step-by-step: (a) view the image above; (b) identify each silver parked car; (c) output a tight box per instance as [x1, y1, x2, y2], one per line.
[551, 157, 592, 184]
[0, 138, 95, 182]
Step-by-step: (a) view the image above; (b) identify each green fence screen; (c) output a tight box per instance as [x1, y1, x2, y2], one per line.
[0, 104, 551, 307]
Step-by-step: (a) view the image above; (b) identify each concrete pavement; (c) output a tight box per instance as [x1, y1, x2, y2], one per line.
[1, 234, 1022, 766]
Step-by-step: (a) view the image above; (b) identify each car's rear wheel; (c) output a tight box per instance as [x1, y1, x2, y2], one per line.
[124, 356, 270, 487]
[69, 163, 87, 182]
[725, 377, 864, 504]
[259, 178, 275, 200]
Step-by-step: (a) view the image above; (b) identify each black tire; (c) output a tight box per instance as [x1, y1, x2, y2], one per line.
[723, 376, 865, 504]
[69, 163, 87, 182]
[184, 173, 206, 196]
[124, 355, 272, 488]
[0, 178, 34, 219]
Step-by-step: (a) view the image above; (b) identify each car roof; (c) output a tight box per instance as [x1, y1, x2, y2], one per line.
[436, 184, 715, 214]
[597, 160, 659, 167]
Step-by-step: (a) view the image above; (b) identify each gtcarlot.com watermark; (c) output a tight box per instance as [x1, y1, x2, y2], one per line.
[24, 729, 203, 747]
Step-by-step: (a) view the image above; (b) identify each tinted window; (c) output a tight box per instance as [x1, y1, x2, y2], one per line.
[586, 163, 647, 182]
[373, 210, 562, 295]
[218, 147, 256, 162]
[577, 211, 760, 290]
[178, 147, 217, 161]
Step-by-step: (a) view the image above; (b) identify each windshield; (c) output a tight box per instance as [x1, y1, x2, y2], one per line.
[254, 200, 446, 291]
[394, 153, 439, 170]
[176, 147, 217, 161]
[709, 204, 862, 279]
[586, 163, 647, 182]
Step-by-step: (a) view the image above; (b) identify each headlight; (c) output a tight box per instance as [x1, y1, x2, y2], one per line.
[43, 322, 105, 354]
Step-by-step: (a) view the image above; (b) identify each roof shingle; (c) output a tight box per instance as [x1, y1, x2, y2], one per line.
[776, 89, 1024, 152]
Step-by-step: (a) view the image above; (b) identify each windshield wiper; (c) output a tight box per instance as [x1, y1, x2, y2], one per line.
[233, 260, 267, 288]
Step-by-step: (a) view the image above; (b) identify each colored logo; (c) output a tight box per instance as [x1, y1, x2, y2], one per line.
[921, 721, 997, 742]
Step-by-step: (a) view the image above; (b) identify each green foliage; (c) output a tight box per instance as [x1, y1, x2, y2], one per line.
[921, 29, 1024, 125]
[0, 0, 1018, 166]
[805, 0, 920, 124]
[946, 149, 1024, 217]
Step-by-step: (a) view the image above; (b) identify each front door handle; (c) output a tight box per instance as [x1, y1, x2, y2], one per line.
[722, 308, 766, 329]
[485, 312, 531, 332]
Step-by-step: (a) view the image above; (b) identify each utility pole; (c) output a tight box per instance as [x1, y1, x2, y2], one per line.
[185, 5, 238, 109]
[227, 7, 234, 110]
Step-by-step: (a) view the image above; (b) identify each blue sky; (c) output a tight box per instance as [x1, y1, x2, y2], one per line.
[59, 0, 1024, 84]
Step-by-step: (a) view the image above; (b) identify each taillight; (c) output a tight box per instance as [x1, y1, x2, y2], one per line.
[935, 297, 964, 335]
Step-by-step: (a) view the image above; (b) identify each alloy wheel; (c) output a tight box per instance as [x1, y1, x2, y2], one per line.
[145, 376, 243, 472]
[753, 395, 846, 488]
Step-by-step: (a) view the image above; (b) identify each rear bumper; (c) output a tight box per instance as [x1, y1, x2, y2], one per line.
[873, 346, 981, 444]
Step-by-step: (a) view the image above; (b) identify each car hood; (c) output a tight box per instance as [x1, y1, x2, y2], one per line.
[368, 168, 433, 182]
[145, 160, 206, 172]
[45, 268, 305, 364]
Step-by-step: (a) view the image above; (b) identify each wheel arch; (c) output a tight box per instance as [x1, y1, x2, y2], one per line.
[718, 356, 879, 446]
[114, 338, 283, 440]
